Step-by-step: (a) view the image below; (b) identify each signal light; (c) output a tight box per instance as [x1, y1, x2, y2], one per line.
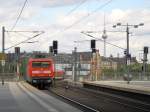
[53, 40, 58, 50]
[144, 47, 148, 54]
[53, 40, 58, 55]
[124, 50, 127, 55]
[91, 40, 96, 49]
[15, 47, 20, 55]
[49, 46, 53, 53]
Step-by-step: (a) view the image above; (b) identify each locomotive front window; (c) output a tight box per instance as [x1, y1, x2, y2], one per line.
[32, 62, 50, 68]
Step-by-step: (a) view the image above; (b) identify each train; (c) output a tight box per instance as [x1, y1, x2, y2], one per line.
[20, 56, 55, 88]
[54, 66, 65, 79]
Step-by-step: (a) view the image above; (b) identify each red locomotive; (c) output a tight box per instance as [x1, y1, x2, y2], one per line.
[20, 57, 54, 88]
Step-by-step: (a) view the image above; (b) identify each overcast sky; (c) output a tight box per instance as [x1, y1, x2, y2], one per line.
[0, 0, 150, 62]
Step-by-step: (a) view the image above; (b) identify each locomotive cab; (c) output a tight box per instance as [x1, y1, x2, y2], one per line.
[30, 59, 54, 87]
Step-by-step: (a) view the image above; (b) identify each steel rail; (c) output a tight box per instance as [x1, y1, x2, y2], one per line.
[48, 89, 100, 112]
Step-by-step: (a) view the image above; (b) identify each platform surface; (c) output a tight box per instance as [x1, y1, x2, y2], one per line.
[83, 81, 150, 95]
[0, 81, 82, 112]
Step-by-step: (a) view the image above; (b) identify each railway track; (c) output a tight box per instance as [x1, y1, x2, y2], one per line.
[75, 86, 150, 112]
[48, 89, 100, 112]
[21, 81, 99, 112]
[21, 80, 150, 112]
[48, 80, 150, 112]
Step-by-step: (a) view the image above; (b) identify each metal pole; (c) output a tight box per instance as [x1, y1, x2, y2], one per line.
[2, 26, 5, 53]
[74, 47, 77, 82]
[53, 54, 57, 86]
[143, 53, 146, 79]
[90, 53, 93, 81]
[126, 23, 130, 84]
[143, 52, 147, 80]
[2, 26, 5, 85]
[78, 55, 81, 80]
[2, 65, 4, 85]
[72, 47, 77, 82]
[95, 51, 98, 81]
[126, 24, 129, 57]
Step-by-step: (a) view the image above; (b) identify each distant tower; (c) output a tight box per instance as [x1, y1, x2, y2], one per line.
[102, 13, 107, 57]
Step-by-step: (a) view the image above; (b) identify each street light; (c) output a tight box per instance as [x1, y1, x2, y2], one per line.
[113, 22, 144, 57]
[112, 25, 116, 28]
[113, 22, 144, 84]
[116, 22, 121, 26]
[139, 23, 144, 26]
[134, 25, 138, 28]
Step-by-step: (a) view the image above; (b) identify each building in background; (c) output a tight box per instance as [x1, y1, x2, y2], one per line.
[5, 51, 138, 77]
[101, 57, 117, 70]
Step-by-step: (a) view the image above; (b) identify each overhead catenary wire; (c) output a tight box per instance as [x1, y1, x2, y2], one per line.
[5, 30, 43, 48]
[5, 31, 44, 50]
[7, 0, 113, 51]
[63, 0, 113, 31]
[7, 0, 86, 50]
[46, 0, 113, 40]
[11, 0, 28, 31]
[81, 32, 125, 50]
[6, 32, 14, 45]
[66, 0, 88, 16]
[14, 31, 35, 38]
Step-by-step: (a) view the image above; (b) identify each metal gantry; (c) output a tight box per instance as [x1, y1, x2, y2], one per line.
[2, 26, 44, 52]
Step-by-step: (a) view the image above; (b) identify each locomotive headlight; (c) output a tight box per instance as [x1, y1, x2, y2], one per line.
[47, 79, 51, 83]
[32, 80, 37, 83]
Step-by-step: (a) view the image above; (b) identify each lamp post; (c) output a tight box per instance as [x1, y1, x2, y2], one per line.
[113, 22, 144, 84]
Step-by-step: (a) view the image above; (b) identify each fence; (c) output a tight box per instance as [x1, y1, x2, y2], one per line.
[52, 52, 150, 82]
[0, 61, 17, 81]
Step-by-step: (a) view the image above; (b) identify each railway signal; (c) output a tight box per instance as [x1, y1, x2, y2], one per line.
[49, 46, 53, 55]
[91, 39, 95, 49]
[144, 47, 148, 54]
[124, 50, 127, 55]
[50, 46, 53, 53]
[91, 39, 96, 53]
[53, 41, 58, 49]
[53, 40, 58, 55]
[15, 47, 20, 55]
